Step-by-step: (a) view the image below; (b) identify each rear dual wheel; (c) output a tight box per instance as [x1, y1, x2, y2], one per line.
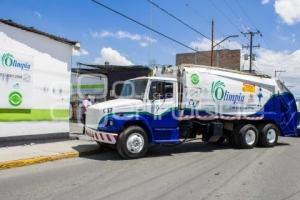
[229, 123, 279, 148]
[234, 124, 259, 149]
[258, 123, 279, 147]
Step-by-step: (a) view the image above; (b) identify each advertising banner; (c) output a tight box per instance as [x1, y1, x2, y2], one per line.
[183, 68, 274, 115]
[0, 49, 33, 109]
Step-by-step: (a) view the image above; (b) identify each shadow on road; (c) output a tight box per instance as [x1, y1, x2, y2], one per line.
[147, 141, 232, 157]
[73, 141, 236, 161]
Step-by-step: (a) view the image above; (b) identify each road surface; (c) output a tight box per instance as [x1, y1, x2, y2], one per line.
[1, 137, 300, 200]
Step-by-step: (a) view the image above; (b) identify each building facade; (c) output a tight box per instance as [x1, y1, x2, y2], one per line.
[176, 49, 241, 71]
[0, 19, 78, 142]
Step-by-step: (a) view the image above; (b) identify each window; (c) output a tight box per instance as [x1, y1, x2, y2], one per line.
[120, 79, 148, 100]
[149, 81, 174, 100]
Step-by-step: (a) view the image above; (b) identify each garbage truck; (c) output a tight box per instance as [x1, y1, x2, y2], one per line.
[85, 65, 299, 159]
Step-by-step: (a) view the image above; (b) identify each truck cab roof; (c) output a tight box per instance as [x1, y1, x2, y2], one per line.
[129, 76, 177, 82]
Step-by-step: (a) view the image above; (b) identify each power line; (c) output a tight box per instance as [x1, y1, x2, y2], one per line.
[225, 0, 268, 73]
[184, 1, 237, 50]
[147, 0, 233, 50]
[234, 0, 259, 31]
[223, 0, 248, 32]
[233, 0, 273, 51]
[146, 0, 219, 46]
[184, 2, 211, 25]
[89, 0, 197, 52]
[209, 0, 242, 33]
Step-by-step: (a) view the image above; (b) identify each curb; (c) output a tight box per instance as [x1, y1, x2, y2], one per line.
[0, 149, 100, 170]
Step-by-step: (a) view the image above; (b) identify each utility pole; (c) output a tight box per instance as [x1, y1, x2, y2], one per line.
[210, 19, 214, 66]
[242, 31, 261, 73]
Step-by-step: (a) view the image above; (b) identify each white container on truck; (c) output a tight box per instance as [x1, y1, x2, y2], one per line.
[85, 65, 299, 159]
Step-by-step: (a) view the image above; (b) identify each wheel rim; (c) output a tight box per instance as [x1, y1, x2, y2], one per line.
[245, 129, 256, 146]
[266, 129, 276, 144]
[126, 133, 144, 154]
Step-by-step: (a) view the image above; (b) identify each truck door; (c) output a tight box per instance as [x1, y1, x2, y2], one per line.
[146, 80, 179, 142]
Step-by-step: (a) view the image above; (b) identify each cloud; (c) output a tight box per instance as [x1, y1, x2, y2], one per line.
[73, 48, 89, 56]
[91, 30, 113, 38]
[139, 42, 148, 47]
[261, 0, 270, 5]
[255, 48, 300, 95]
[190, 38, 241, 51]
[275, 0, 300, 25]
[34, 11, 42, 19]
[115, 31, 142, 41]
[91, 30, 157, 47]
[94, 47, 133, 65]
[277, 33, 296, 43]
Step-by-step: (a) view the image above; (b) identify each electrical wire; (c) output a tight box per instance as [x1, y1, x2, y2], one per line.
[147, 0, 211, 43]
[147, 0, 230, 49]
[232, 0, 273, 51]
[234, 0, 259, 32]
[223, 0, 248, 32]
[184, 2, 211, 25]
[89, 0, 197, 52]
[209, 0, 242, 33]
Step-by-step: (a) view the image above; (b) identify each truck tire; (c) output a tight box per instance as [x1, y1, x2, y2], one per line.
[258, 123, 279, 147]
[235, 124, 258, 149]
[117, 126, 149, 159]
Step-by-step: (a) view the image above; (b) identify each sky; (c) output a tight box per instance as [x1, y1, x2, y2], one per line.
[1, 0, 300, 96]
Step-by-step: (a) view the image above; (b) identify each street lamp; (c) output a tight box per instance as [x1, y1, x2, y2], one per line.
[274, 70, 286, 79]
[213, 35, 239, 48]
[211, 34, 239, 66]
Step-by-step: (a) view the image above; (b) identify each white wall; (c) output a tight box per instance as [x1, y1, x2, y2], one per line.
[0, 22, 73, 137]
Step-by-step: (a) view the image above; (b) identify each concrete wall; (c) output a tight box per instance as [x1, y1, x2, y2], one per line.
[0, 22, 73, 138]
[176, 49, 241, 71]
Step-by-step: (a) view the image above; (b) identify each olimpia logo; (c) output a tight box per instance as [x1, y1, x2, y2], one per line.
[1, 52, 31, 70]
[211, 80, 245, 104]
[211, 80, 225, 101]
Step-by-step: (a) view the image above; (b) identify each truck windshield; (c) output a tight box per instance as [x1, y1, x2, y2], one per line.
[120, 79, 148, 100]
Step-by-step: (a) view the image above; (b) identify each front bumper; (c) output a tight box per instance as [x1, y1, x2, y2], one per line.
[85, 127, 118, 144]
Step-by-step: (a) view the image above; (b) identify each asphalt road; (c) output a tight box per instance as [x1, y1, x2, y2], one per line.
[1, 137, 300, 200]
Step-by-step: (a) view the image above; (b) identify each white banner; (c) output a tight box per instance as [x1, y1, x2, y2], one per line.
[72, 74, 106, 97]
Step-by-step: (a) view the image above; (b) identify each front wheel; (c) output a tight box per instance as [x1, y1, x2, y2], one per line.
[117, 126, 149, 159]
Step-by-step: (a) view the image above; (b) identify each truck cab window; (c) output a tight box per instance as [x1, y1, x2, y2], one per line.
[149, 81, 173, 100]
[120, 79, 148, 100]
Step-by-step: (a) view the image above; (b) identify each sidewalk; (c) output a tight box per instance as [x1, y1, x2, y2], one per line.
[0, 135, 100, 170]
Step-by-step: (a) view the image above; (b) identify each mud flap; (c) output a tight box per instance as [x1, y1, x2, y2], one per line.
[208, 122, 224, 142]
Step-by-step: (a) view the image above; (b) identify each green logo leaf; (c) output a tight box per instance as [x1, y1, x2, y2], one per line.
[2, 53, 14, 67]
[211, 80, 225, 101]
[191, 74, 200, 85]
[8, 91, 22, 107]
